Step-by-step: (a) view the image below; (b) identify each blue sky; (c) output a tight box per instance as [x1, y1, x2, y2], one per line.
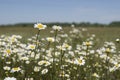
[0, 0, 120, 25]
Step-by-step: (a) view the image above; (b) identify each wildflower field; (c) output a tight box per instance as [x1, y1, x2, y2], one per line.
[0, 23, 120, 80]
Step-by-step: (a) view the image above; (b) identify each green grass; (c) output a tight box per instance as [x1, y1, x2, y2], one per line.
[0, 26, 120, 43]
[87, 27, 120, 41]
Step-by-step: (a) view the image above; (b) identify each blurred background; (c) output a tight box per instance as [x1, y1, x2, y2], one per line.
[0, 0, 120, 42]
[0, 0, 120, 25]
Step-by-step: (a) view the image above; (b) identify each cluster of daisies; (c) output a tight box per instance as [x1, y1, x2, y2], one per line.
[0, 23, 120, 80]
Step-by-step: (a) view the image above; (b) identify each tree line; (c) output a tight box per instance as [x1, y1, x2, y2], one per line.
[0, 21, 120, 27]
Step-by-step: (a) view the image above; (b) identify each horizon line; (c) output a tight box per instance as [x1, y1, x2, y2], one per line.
[1, 21, 120, 26]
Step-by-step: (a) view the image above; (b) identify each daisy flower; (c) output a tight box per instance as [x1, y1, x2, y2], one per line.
[27, 44, 36, 50]
[74, 57, 85, 66]
[46, 37, 55, 42]
[34, 23, 47, 30]
[41, 69, 48, 74]
[52, 25, 62, 31]
[11, 67, 21, 73]
[4, 77, 16, 80]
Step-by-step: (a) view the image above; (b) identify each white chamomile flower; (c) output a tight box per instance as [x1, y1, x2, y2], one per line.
[92, 73, 99, 78]
[4, 77, 16, 80]
[52, 25, 62, 31]
[41, 69, 48, 74]
[46, 37, 55, 42]
[34, 23, 47, 30]
[5, 49, 12, 55]
[27, 44, 36, 50]
[34, 66, 41, 72]
[3, 66, 11, 71]
[116, 38, 119, 42]
[38, 60, 51, 66]
[74, 57, 85, 66]
[11, 67, 21, 73]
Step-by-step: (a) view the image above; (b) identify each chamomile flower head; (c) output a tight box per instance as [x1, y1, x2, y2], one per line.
[116, 38, 120, 43]
[6, 49, 12, 54]
[62, 43, 72, 50]
[38, 60, 51, 66]
[46, 37, 55, 42]
[83, 41, 93, 46]
[21, 56, 29, 61]
[41, 69, 48, 74]
[4, 49, 12, 56]
[52, 25, 62, 31]
[74, 56, 85, 66]
[56, 45, 66, 51]
[34, 66, 41, 72]
[3, 66, 11, 71]
[4, 77, 16, 80]
[10, 36, 17, 42]
[6, 61, 11, 64]
[34, 23, 47, 30]
[105, 48, 111, 53]
[27, 44, 36, 50]
[11, 67, 21, 73]
[71, 24, 75, 27]
[92, 73, 99, 78]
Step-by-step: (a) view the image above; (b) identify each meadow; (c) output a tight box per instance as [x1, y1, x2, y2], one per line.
[0, 26, 120, 41]
[0, 24, 120, 80]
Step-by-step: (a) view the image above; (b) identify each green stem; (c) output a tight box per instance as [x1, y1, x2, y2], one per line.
[60, 49, 63, 80]
[105, 53, 110, 80]
[85, 46, 90, 80]
[34, 30, 40, 59]
[52, 30, 57, 80]
[44, 42, 50, 58]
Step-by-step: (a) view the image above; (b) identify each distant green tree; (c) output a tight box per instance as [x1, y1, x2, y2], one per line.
[109, 21, 120, 27]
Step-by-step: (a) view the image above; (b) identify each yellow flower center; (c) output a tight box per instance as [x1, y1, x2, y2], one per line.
[11, 38, 15, 42]
[115, 64, 119, 67]
[37, 24, 43, 29]
[13, 67, 19, 70]
[64, 44, 69, 48]
[6, 49, 11, 54]
[30, 45, 35, 49]
[106, 48, 110, 53]
[86, 42, 90, 46]
[78, 59, 82, 64]
[49, 38, 53, 42]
